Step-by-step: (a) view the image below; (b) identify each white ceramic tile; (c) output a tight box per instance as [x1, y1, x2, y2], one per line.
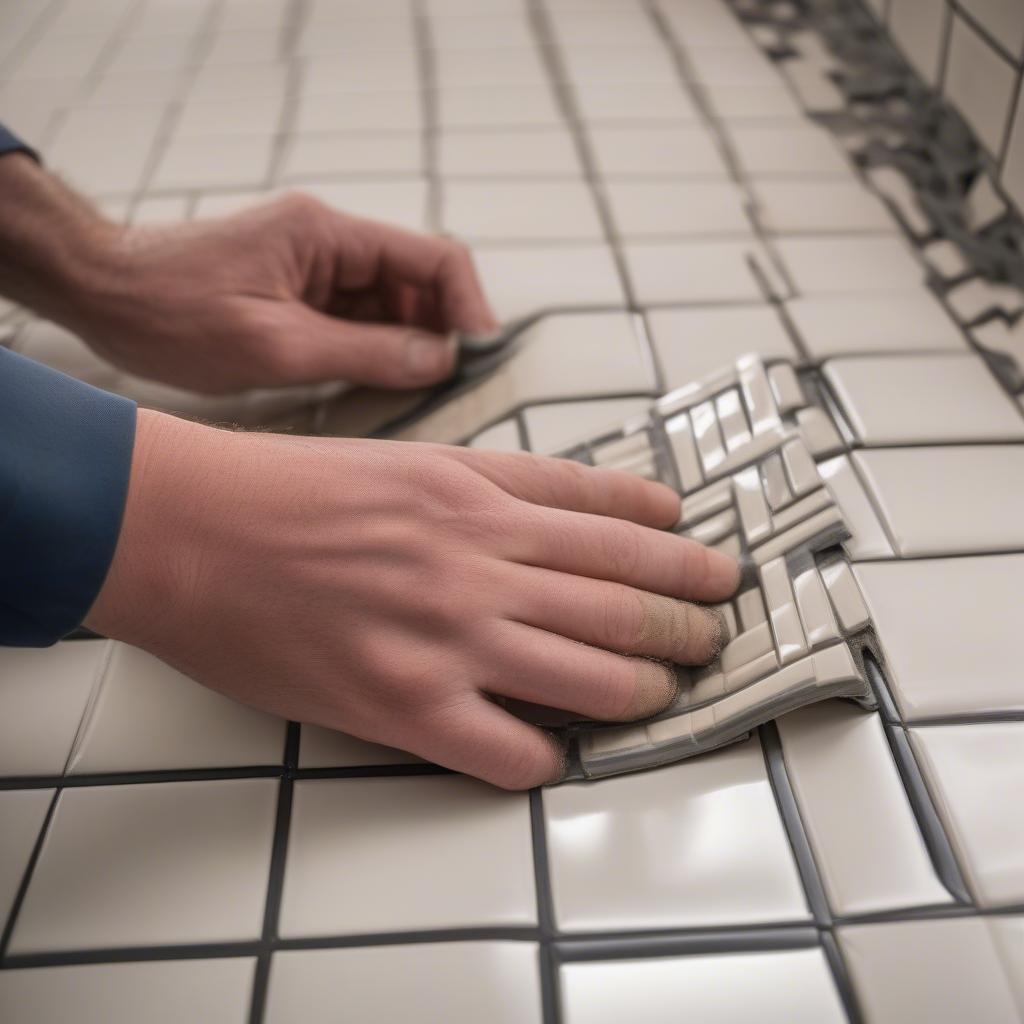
[605, 180, 751, 238]
[67, 642, 286, 774]
[296, 20, 415, 57]
[588, 125, 728, 177]
[855, 555, 1024, 719]
[189, 62, 288, 101]
[524, 397, 652, 454]
[726, 123, 851, 177]
[278, 776, 535, 937]
[10, 779, 277, 952]
[776, 236, 924, 293]
[961, 0, 1024, 55]
[296, 178, 429, 231]
[561, 45, 679, 87]
[438, 86, 564, 128]
[777, 702, 951, 915]
[435, 46, 547, 89]
[786, 292, 966, 356]
[989, 915, 1024, 1019]
[429, 13, 534, 50]
[572, 81, 699, 124]
[840, 917, 1020, 1023]
[853, 445, 1024, 556]
[817, 454, 895, 560]
[1002, 77, 1024, 212]
[647, 306, 797, 390]
[911, 722, 1024, 907]
[888, 0, 949, 85]
[0, 641, 107, 776]
[152, 133, 275, 190]
[203, 28, 283, 65]
[294, 90, 422, 134]
[824, 353, 1024, 444]
[302, 52, 419, 95]
[265, 942, 542, 1024]
[468, 418, 522, 450]
[944, 13, 1017, 156]
[280, 134, 422, 179]
[442, 180, 603, 241]
[624, 238, 779, 304]
[298, 723, 419, 768]
[705, 83, 803, 120]
[107, 31, 197, 74]
[0, 788, 53, 922]
[686, 44, 785, 88]
[439, 129, 581, 176]
[0, 958, 255, 1024]
[473, 244, 625, 320]
[753, 179, 895, 234]
[560, 947, 845, 1024]
[543, 737, 808, 931]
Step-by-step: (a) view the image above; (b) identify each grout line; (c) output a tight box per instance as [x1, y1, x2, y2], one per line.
[412, 0, 441, 233]
[820, 929, 864, 1024]
[529, 788, 561, 1024]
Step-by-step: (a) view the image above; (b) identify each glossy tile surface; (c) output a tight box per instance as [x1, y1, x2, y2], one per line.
[265, 942, 542, 1024]
[0, 789, 52, 923]
[523, 397, 652, 454]
[544, 738, 809, 931]
[10, 780, 277, 952]
[278, 776, 535, 937]
[910, 723, 1024, 907]
[297, 724, 419, 769]
[560, 948, 846, 1024]
[0, 958, 255, 1024]
[855, 556, 1024, 718]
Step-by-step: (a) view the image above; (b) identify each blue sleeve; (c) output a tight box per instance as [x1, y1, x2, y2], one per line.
[0, 123, 39, 163]
[0, 347, 136, 646]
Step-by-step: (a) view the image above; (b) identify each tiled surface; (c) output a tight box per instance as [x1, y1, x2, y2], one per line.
[2, 0, 1023, 1020]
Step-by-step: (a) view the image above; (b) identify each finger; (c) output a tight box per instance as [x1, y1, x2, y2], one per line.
[273, 303, 457, 388]
[487, 621, 679, 721]
[512, 565, 726, 664]
[408, 695, 566, 790]
[334, 215, 497, 334]
[515, 505, 740, 603]
[446, 447, 681, 529]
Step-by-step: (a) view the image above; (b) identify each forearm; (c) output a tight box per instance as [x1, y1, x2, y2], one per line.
[0, 153, 122, 328]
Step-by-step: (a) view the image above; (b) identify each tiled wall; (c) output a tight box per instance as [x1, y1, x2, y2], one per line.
[875, 0, 1024, 210]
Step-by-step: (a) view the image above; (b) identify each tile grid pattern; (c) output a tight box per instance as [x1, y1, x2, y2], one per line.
[0, 1, 1023, 1021]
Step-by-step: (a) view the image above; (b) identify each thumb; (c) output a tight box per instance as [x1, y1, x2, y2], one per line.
[279, 305, 458, 389]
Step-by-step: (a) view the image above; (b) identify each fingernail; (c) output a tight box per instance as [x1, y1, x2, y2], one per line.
[707, 547, 742, 596]
[406, 332, 455, 377]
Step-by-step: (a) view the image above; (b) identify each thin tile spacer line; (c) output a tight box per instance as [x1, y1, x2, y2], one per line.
[411, 0, 442, 233]
[819, 928, 864, 1024]
[529, 787, 562, 1024]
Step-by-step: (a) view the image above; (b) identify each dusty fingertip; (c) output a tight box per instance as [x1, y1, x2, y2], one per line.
[704, 605, 729, 663]
[544, 732, 571, 786]
[627, 660, 679, 721]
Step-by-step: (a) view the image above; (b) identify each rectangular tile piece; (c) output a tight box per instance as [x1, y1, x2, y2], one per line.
[720, 621, 775, 674]
[560, 948, 846, 1024]
[795, 406, 843, 457]
[544, 737, 808, 930]
[734, 465, 773, 545]
[0, 959, 255, 1024]
[715, 388, 752, 451]
[778, 702, 951, 915]
[752, 505, 844, 566]
[776, 236, 924, 294]
[767, 486, 831, 536]
[737, 586, 767, 631]
[0, 788, 53, 923]
[854, 555, 1024, 719]
[823, 354, 1024, 445]
[840, 917, 1020, 1023]
[279, 776, 535, 937]
[820, 560, 870, 632]
[760, 557, 808, 664]
[911, 723, 1024, 908]
[10, 779, 277, 953]
[792, 567, 841, 647]
[266, 943, 541, 1024]
[665, 413, 705, 491]
[680, 478, 732, 525]
[767, 363, 804, 414]
[684, 508, 737, 546]
[853, 446, 1024, 556]
[781, 437, 820, 496]
[692, 400, 727, 474]
[525, 398, 651, 455]
[761, 453, 791, 510]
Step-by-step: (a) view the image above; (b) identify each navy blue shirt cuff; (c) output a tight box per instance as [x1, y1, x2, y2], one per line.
[0, 347, 136, 646]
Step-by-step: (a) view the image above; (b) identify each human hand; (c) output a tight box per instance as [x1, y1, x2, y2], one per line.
[70, 193, 495, 393]
[86, 410, 740, 789]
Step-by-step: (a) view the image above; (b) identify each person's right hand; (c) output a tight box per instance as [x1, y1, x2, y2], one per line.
[86, 409, 740, 789]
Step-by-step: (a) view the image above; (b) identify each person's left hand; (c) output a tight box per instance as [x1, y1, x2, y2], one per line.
[70, 193, 496, 393]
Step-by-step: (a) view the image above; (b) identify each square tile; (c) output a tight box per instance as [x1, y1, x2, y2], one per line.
[562, 45, 679, 87]
[442, 180, 604, 242]
[839, 917, 1020, 1023]
[605, 180, 751, 238]
[473, 244, 625, 320]
[265, 942, 542, 1024]
[823, 353, 1024, 445]
[0, 789, 53, 922]
[785, 292, 966, 356]
[775, 236, 924, 294]
[438, 86, 564, 129]
[752, 179, 895, 234]
[66, 642, 286, 774]
[9, 779, 278, 952]
[296, 178, 429, 232]
[439, 129, 582, 177]
[777, 702, 950, 915]
[725, 123, 851, 177]
[278, 776, 535, 937]
[152, 133, 275, 190]
[560, 948, 846, 1024]
[572, 81, 699, 124]
[686, 43, 785, 88]
[647, 306, 797, 390]
[0, 959, 255, 1024]
[853, 446, 1024, 556]
[0, 641, 107, 776]
[816, 455, 895, 560]
[587, 125, 728, 177]
[856, 556, 1024, 719]
[297, 723, 419, 768]
[911, 722, 1024, 907]
[524, 397, 653, 454]
[705, 83, 803, 119]
[543, 737, 808, 931]
[280, 134, 422, 180]
[294, 90, 422, 134]
[944, 13, 1017, 157]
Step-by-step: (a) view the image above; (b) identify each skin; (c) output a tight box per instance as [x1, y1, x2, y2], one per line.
[0, 153, 740, 789]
